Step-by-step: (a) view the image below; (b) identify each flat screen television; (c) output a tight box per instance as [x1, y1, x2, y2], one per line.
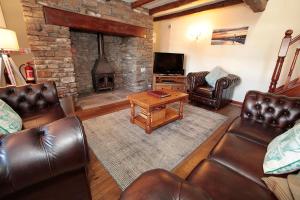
[153, 52, 184, 75]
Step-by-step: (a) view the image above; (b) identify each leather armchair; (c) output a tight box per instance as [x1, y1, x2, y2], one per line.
[0, 82, 92, 200]
[187, 71, 240, 109]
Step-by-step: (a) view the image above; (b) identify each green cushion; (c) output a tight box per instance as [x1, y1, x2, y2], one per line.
[263, 123, 300, 174]
[205, 67, 228, 87]
[0, 99, 22, 134]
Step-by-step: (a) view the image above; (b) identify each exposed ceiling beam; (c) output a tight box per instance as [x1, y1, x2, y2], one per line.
[153, 0, 243, 21]
[243, 0, 268, 12]
[43, 7, 147, 38]
[131, 0, 155, 9]
[150, 0, 199, 15]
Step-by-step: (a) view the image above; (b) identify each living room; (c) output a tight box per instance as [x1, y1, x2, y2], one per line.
[0, 0, 299, 200]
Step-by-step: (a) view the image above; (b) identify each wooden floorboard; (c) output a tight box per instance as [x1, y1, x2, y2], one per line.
[76, 102, 240, 200]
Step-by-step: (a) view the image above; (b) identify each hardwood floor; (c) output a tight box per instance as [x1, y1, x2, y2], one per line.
[76, 102, 241, 200]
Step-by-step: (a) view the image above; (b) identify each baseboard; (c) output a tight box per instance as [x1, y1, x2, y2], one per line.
[230, 100, 243, 107]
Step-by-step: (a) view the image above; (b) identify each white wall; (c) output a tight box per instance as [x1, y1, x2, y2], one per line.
[0, 0, 33, 66]
[154, 0, 300, 101]
[0, 2, 6, 27]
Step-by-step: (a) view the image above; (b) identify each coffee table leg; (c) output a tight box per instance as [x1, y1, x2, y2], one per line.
[130, 102, 135, 123]
[146, 109, 152, 134]
[179, 100, 184, 119]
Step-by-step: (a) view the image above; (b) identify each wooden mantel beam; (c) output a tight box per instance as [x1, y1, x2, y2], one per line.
[150, 0, 198, 15]
[43, 6, 147, 38]
[131, 0, 155, 9]
[153, 0, 243, 21]
[243, 0, 268, 12]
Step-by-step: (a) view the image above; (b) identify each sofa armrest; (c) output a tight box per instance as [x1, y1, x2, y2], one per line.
[215, 74, 240, 90]
[0, 116, 89, 199]
[187, 71, 209, 92]
[241, 90, 300, 129]
[120, 169, 211, 200]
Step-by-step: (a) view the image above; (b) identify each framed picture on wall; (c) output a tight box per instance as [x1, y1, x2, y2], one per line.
[211, 26, 249, 45]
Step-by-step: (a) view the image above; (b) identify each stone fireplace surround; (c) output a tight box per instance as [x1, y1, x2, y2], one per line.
[21, 0, 153, 98]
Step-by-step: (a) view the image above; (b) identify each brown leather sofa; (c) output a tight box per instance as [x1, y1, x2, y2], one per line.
[120, 91, 300, 200]
[0, 82, 92, 200]
[187, 71, 240, 109]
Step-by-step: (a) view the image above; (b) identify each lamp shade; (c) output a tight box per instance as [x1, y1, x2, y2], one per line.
[0, 28, 19, 51]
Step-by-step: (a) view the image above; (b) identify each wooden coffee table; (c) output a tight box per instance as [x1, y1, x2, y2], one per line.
[128, 90, 188, 134]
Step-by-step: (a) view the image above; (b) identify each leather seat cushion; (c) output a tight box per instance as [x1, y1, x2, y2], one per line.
[228, 117, 284, 146]
[209, 133, 267, 187]
[186, 160, 276, 200]
[193, 86, 215, 98]
[22, 105, 65, 129]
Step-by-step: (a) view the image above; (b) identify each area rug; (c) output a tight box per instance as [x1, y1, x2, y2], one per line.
[83, 104, 227, 190]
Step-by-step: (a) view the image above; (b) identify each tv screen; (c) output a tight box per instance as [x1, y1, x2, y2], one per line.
[153, 52, 184, 75]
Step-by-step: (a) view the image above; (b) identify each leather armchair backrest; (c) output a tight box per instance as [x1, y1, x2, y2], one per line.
[0, 82, 60, 117]
[241, 90, 300, 130]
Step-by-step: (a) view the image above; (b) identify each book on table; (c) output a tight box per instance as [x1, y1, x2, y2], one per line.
[139, 107, 166, 122]
[147, 90, 171, 98]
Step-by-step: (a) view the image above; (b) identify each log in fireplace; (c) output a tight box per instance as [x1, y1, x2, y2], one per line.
[92, 34, 115, 92]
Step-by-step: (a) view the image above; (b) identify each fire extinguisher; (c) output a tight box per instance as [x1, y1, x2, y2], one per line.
[19, 61, 35, 84]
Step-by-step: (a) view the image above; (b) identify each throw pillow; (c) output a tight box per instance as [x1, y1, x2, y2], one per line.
[0, 99, 22, 134]
[205, 66, 228, 87]
[262, 176, 293, 200]
[263, 123, 300, 174]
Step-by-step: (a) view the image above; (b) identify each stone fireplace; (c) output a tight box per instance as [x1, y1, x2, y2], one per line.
[70, 30, 148, 96]
[21, 0, 153, 98]
[91, 34, 114, 92]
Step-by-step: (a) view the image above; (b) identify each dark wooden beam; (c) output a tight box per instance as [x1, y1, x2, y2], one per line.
[131, 0, 155, 9]
[150, 0, 198, 15]
[243, 0, 268, 12]
[43, 6, 146, 38]
[153, 0, 243, 21]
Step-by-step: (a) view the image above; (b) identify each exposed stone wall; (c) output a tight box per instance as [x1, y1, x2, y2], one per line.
[70, 31, 98, 95]
[21, 0, 153, 97]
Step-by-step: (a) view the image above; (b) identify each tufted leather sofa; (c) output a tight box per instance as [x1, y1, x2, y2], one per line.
[0, 82, 92, 200]
[120, 91, 300, 200]
[187, 71, 240, 109]
[0, 81, 66, 130]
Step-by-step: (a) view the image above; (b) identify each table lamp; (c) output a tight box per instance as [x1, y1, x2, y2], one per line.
[0, 27, 26, 86]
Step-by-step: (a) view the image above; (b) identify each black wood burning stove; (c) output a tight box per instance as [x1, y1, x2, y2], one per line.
[92, 34, 115, 92]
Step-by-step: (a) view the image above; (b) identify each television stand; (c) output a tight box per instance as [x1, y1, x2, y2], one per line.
[152, 74, 187, 92]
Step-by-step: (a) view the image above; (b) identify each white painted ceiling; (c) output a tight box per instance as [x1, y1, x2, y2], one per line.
[123, 0, 224, 17]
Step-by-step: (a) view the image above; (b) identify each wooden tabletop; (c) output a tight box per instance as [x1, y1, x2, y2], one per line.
[128, 90, 188, 109]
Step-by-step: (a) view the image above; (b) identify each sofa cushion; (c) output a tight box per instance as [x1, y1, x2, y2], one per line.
[210, 133, 267, 187]
[205, 67, 228, 87]
[263, 123, 300, 174]
[120, 169, 211, 200]
[228, 117, 284, 146]
[22, 105, 65, 129]
[193, 86, 215, 98]
[0, 99, 22, 134]
[186, 160, 276, 200]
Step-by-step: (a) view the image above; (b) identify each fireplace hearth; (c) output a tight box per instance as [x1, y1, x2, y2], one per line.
[92, 33, 115, 92]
